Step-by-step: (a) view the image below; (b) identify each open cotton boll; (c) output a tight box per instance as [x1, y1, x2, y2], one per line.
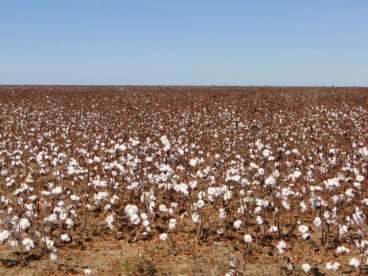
[105, 214, 114, 229]
[192, 212, 201, 224]
[22, 238, 35, 251]
[243, 234, 253, 243]
[124, 204, 139, 217]
[301, 263, 311, 273]
[277, 240, 287, 254]
[168, 218, 176, 230]
[160, 135, 171, 151]
[264, 176, 276, 188]
[233, 220, 242, 230]
[189, 158, 200, 167]
[326, 262, 340, 271]
[349, 258, 360, 268]
[19, 218, 31, 230]
[60, 234, 71, 242]
[129, 213, 141, 225]
[0, 230, 10, 243]
[50, 253, 58, 261]
[159, 233, 168, 241]
[51, 186, 63, 195]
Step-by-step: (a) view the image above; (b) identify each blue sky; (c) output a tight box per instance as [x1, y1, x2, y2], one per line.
[0, 0, 367, 86]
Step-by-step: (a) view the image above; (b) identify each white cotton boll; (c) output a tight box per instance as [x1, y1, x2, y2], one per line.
[159, 204, 168, 213]
[262, 149, 271, 158]
[105, 214, 114, 230]
[189, 180, 198, 189]
[256, 216, 263, 225]
[233, 220, 242, 230]
[51, 186, 63, 195]
[223, 190, 232, 201]
[84, 268, 92, 275]
[324, 177, 340, 190]
[142, 219, 150, 227]
[174, 183, 189, 196]
[194, 199, 205, 210]
[70, 194, 80, 202]
[19, 218, 31, 230]
[160, 136, 171, 151]
[94, 192, 109, 203]
[326, 262, 340, 271]
[168, 218, 176, 230]
[349, 258, 360, 268]
[277, 240, 287, 254]
[313, 217, 322, 228]
[291, 170, 302, 181]
[130, 213, 141, 225]
[140, 213, 148, 220]
[0, 230, 10, 243]
[8, 240, 18, 248]
[281, 200, 290, 210]
[219, 208, 226, 220]
[65, 218, 74, 229]
[264, 176, 276, 188]
[243, 234, 253, 243]
[336, 246, 350, 254]
[59, 211, 68, 221]
[60, 234, 71, 242]
[269, 226, 278, 233]
[254, 206, 262, 214]
[192, 212, 201, 224]
[302, 263, 311, 273]
[299, 201, 307, 213]
[189, 158, 199, 167]
[50, 253, 58, 261]
[356, 175, 365, 182]
[125, 204, 139, 217]
[354, 182, 361, 189]
[22, 238, 35, 251]
[159, 233, 168, 241]
[298, 225, 309, 234]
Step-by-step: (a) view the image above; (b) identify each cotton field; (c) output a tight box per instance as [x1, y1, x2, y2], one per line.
[0, 86, 368, 275]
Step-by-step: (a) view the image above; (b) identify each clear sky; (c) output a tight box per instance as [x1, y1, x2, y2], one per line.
[0, 0, 367, 86]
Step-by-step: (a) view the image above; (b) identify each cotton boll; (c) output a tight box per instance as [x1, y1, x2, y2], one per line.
[105, 214, 114, 230]
[0, 230, 10, 243]
[168, 218, 176, 230]
[326, 262, 340, 271]
[256, 216, 263, 225]
[243, 234, 253, 243]
[192, 212, 201, 224]
[19, 218, 31, 232]
[219, 208, 226, 220]
[313, 217, 322, 228]
[336, 246, 350, 254]
[302, 263, 311, 273]
[50, 253, 58, 261]
[22, 238, 35, 251]
[159, 233, 168, 241]
[277, 240, 287, 254]
[233, 220, 242, 230]
[189, 158, 199, 167]
[51, 186, 63, 195]
[130, 213, 141, 225]
[349, 258, 360, 268]
[264, 176, 276, 188]
[269, 226, 279, 233]
[65, 218, 74, 229]
[60, 234, 71, 242]
[159, 204, 168, 213]
[160, 136, 171, 151]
